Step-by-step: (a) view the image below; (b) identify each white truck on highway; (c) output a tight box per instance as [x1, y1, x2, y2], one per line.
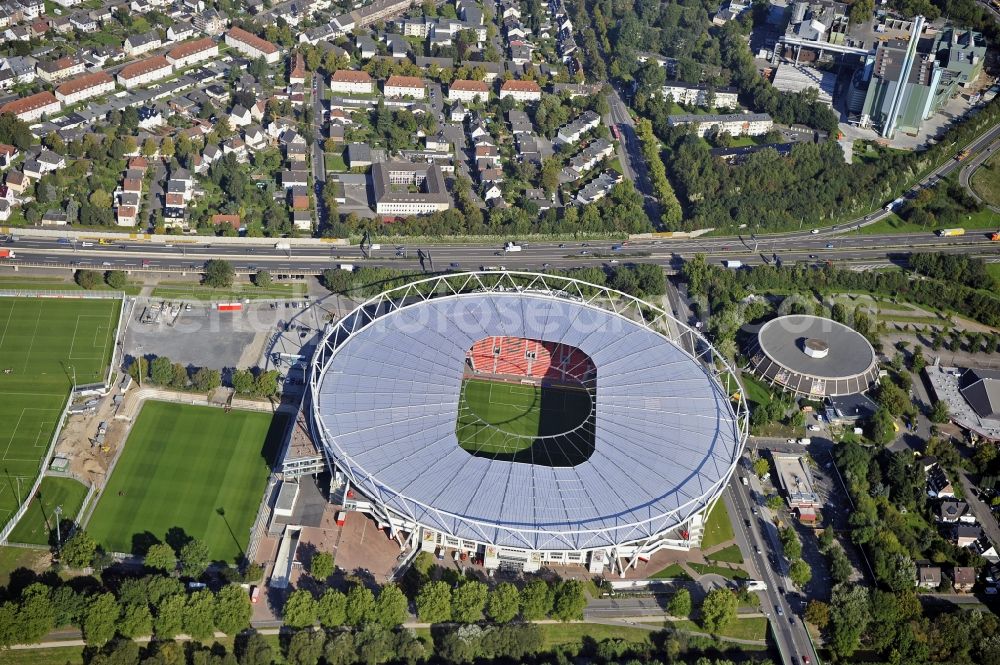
[338, 264, 355, 271]
[275, 241, 290, 250]
[504, 242, 522, 252]
[723, 260, 742, 269]
[885, 197, 904, 212]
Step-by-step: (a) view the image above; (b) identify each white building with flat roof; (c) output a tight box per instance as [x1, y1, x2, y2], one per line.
[772, 453, 819, 508]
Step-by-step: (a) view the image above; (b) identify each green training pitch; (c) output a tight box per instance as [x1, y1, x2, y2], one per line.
[86, 401, 284, 563]
[0, 297, 120, 531]
[8, 476, 89, 546]
[455, 378, 594, 467]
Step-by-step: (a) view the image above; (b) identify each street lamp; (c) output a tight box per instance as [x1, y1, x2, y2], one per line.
[54, 505, 63, 551]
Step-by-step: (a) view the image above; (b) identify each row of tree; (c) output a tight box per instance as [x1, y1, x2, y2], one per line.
[127, 356, 280, 398]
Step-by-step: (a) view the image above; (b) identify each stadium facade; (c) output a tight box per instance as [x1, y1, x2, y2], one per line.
[309, 272, 747, 576]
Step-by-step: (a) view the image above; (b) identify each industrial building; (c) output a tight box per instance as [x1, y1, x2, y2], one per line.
[772, 453, 820, 511]
[372, 161, 452, 217]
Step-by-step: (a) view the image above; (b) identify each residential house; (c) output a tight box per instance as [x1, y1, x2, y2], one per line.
[116, 203, 138, 227]
[36, 55, 85, 83]
[289, 185, 309, 210]
[555, 110, 599, 145]
[955, 524, 983, 548]
[292, 210, 311, 231]
[449, 102, 467, 122]
[384, 75, 426, 99]
[425, 133, 450, 152]
[448, 79, 489, 103]
[0, 144, 17, 168]
[222, 136, 247, 161]
[384, 34, 409, 58]
[330, 69, 373, 94]
[953, 566, 976, 592]
[0, 199, 10, 222]
[661, 81, 739, 108]
[194, 9, 227, 35]
[281, 169, 308, 188]
[916, 563, 942, 589]
[167, 22, 194, 43]
[124, 31, 162, 57]
[928, 467, 956, 499]
[228, 104, 251, 130]
[666, 112, 774, 137]
[40, 211, 68, 226]
[225, 27, 280, 64]
[356, 35, 376, 59]
[55, 71, 114, 105]
[499, 79, 541, 102]
[117, 56, 174, 90]
[346, 143, 371, 168]
[289, 52, 306, 85]
[507, 109, 533, 134]
[940, 500, 968, 523]
[166, 37, 219, 68]
[0, 91, 61, 121]
[210, 214, 241, 231]
[243, 125, 267, 151]
[5, 171, 27, 194]
[137, 106, 163, 129]
[286, 142, 307, 163]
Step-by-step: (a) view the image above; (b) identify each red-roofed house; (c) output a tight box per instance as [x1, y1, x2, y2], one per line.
[385, 75, 426, 99]
[225, 27, 279, 64]
[289, 52, 306, 85]
[448, 79, 489, 102]
[117, 56, 174, 90]
[0, 91, 61, 121]
[330, 69, 372, 95]
[166, 37, 219, 68]
[211, 214, 241, 230]
[499, 79, 541, 102]
[55, 71, 115, 105]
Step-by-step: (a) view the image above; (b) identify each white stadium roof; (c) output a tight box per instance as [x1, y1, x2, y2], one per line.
[310, 272, 746, 552]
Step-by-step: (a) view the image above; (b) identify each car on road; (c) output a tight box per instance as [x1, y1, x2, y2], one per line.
[808, 425, 821, 431]
[810, 229, 820, 234]
[609, 259, 619, 264]
[579, 250, 590, 255]
[449, 262, 460, 268]
[826, 243, 833, 248]
[542, 263, 550, 268]
[786, 438, 796, 444]
[808, 254, 817, 259]
[755, 545, 761, 554]
[744, 519, 752, 528]
[776, 605, 783, 616]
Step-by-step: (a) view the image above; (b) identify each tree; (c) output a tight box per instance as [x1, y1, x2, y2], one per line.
[867, 407, 897, 445]
[253, 370, 280, 397]
[254, 270, 272, 288]
[829, 584, 870, 658]
[214, 584, 252, 635]
[451, 580, 488, 624]
[160, 137, 174, 159]
[61, 530, 98, 568]
[519, 580, 552, 620]
[283, 589, 317, 629]
[232, 369, 255, 394]
[286, 628, 325, 665]
[310, 551, 334, 580]
[170, 362, 188, 389]
[143, 137, 158, 157]
[486, 583, 520, 623]
[183, 590, 216, 639]
[930, 399, 950, 424]
[780, 527, 802, 560]
[790, 559, 813, 587]
[117, 602, 152, 638]
[236, 631, 273, 665]
[105, 270, 127, 290]
[203, 259, 235, 288]
[344, 585, 375, 626]
[700, 588, 737, 633]
[805, 599, 830, 628]
[75, 269, 101, 289]
[752, 457, 769, 478]
[89, 189, 112, 210]
[316, 589, 346, 628]
[15, 584, 55, 644]
[373, 584, 408, 627]
[153, 593, 186, 638]
[145, 543, 176, 573]
[179, 539, 210, 578]
[82, 593, 119, 646]
[551, 580, 586, 621]
[668, 588, 691, 618]
[151, 356, 174, 385]
[416, 580, 452, 623]
[192, 368, 222, 393]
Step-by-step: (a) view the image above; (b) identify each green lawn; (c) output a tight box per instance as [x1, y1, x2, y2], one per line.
[738, 373, 772, 407]
[0, 297, 120, 532]
[325, 151, 348, 172]
[860, 209, 999, 235]
[0, 546, 43, 587]
[151, 280, 307, 301]
[0, 275, 140, 294]
[971, 151, 1000, 207]
[987, 263, 1000, 289]
[8, 476, 89, 546]
[537, 623, 652, 649]
[705, 543, 744, 564]
[86, 402, 284, 563]
[650, 562, 692, 579]
[700, 500, 735, 550]
[455, 378, 594, 466]
[674, 617, 768, 641]
[688, 562, 750, 580]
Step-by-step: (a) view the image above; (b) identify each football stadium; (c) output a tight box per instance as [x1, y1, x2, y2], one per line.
[309, 272, 747, 575]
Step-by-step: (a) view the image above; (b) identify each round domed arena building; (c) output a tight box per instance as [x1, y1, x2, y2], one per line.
[746, 314, 879, 397]
[308, 271, 748, 576]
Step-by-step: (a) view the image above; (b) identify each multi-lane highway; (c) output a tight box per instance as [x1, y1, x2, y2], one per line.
[3, 225, 998, 276]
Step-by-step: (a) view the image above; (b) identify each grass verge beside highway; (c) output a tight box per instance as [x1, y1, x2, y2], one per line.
[971, 151, 1000, 207]
[151, 280, 308, 301]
